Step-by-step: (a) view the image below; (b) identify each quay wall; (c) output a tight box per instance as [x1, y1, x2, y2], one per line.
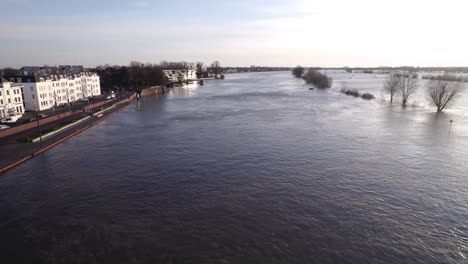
[0, 94, 136, 139]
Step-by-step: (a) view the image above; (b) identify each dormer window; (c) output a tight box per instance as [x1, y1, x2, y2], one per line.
[10, 78, 14, 82]
[17, 78, 22, 83]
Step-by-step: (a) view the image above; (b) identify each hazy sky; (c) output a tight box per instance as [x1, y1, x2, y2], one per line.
[1, 0, 467, 68]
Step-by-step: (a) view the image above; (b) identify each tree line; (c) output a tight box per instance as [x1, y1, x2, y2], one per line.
[97, 61, 217, 91]
[384, 74, 463, 112]
[95, 62, 168, 92]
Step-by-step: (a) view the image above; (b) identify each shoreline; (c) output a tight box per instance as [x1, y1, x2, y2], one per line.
[0, 97, 134, 175]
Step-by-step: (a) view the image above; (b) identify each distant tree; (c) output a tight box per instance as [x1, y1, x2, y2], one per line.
[398, 76, 418, 106]
[426, 76, 463, 112]
[100, 61, 167, 90]
[303, 69, 332, 89]
[1, 67, 18, 77]
[422, 74, 466, 82]
[211, 61, 221, 76]
[292, 66, 304, 78]
[384, 74, 401, 103]
[160, 60, 189, 70]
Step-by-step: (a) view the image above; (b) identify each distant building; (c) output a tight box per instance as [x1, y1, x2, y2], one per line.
[0, 78, 25, 119]
[163, 68, 197, 83]
[8, 65, 101, 111]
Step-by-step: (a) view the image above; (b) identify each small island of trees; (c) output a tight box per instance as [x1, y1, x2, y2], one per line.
[292, 66, 332, 89]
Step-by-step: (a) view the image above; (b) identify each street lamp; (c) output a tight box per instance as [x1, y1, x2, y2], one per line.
[33, 101, 42, 145]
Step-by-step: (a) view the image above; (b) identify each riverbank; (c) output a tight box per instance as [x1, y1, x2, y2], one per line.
[141, 86, 168, 97]
[0, 94, 135, 175]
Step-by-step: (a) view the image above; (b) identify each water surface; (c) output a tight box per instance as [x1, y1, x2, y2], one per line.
[1, 72, 468, 263]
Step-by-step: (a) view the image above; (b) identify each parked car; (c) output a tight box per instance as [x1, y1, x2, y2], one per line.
[80, 97, 89, 102]
[38, 114, 48, 119]
[0, 125, 10, 130]
[1, 115, 21, 123]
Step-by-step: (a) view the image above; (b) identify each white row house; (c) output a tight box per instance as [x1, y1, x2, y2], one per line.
[9, 72, 101, 111]
[81, 73, 101, 98]
[0, 78, 25, 119]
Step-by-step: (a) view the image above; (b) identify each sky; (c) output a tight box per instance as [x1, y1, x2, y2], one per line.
[1, 0, 468, 68]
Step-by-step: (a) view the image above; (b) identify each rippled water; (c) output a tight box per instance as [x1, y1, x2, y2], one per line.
[1, 72, 468, 263]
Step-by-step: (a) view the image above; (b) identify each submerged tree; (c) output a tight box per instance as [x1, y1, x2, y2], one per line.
[292, 66, 304, 78]
[383, 74, 401, 103]
[398, 76, 418, 106]
[303, 69, 332, 89]
[426, 76, 463, 112]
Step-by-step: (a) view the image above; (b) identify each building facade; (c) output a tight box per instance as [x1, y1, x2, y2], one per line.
[0, 78, 25, 119]
[163, 69, 197, 83]
[9, 66, 101, 111]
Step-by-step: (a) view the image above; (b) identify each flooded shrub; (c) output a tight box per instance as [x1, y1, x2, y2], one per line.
[341, 89, 375, 100]
[341, 88, 360, 97]
[361, 93, 375, 100]
[292, 66, 304, 78]
[303, 69, 332, 89]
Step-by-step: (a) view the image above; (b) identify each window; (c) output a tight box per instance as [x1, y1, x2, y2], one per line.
[6, 91, 9, 96]
[0, 99, 3, 104]
[0, 91, 2, 96]
[8, 99, 11, 103]
[17, 78, 22, 83]
[32, 94, 35, 99]
[10, 78, 14, 82]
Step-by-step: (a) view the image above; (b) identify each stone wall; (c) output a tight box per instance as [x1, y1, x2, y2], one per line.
[0, 111, 77, 138]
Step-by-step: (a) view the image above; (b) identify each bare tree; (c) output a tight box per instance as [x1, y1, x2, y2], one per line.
[398, 76, 418, 106]
[292, 66, 304, 78]
[211, 61, 221, 76]
[426, 76, 463, 112]
[383, 74, 400, 103]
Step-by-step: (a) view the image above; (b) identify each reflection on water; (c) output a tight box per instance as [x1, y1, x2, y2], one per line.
[0, 72, 467, 263]
[170, 82, 199, 97]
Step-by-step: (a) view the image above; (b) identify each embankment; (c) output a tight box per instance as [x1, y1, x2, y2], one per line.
[141, 86, 168, 97]
[0, 94, 136, 175]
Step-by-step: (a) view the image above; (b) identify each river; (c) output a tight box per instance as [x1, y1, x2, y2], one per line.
[1, 71, 467, 263]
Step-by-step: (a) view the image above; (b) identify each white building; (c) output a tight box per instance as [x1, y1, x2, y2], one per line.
[10, 67, 101, 111]
[163, 69, 197, 83]
[0, 78, 25, 119]
[80, 72, 101, 98]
